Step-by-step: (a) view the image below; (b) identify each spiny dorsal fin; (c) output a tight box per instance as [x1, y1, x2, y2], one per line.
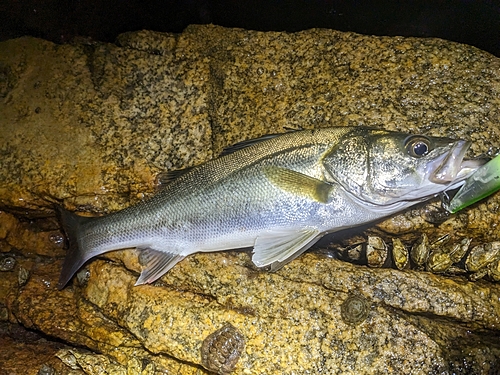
[263, 167, 333, 203]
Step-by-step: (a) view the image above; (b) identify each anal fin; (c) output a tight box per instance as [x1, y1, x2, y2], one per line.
[252, 229, 321, 271]
[135, 248, 184, 285]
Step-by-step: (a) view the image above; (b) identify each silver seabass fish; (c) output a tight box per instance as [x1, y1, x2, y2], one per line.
[58, 126, 482, 288]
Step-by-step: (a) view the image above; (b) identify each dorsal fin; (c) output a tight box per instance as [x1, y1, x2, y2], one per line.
[219, 127, 303, 157]
[157, 127, 304, 185]
[156, 167, 195, 187]
[219, 134, 283, 157]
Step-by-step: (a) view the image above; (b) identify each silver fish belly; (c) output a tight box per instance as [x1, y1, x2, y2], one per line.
[57, 126, 482, 288]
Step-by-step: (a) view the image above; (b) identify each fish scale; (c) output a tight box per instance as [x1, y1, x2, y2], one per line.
[58, 126, 483, 288]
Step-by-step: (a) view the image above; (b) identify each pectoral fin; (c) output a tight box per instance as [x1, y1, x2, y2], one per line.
[263, 167, 333, 203]
[252, 229, 321, 271]
[135, 248, 185, 285]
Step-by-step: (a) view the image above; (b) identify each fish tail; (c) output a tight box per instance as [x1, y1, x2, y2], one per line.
[56, 206, 93, 290]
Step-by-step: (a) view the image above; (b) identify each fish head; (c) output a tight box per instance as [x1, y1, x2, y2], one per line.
[323, 128, 484, 206]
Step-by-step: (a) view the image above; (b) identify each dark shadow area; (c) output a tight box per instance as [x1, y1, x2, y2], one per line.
[0, 0, 499, 56]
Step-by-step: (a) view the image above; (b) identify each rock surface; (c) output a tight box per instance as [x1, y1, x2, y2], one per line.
[1, 25, 500, 374]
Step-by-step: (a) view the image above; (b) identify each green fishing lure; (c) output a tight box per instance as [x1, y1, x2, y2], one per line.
[446, 154, 500, 213]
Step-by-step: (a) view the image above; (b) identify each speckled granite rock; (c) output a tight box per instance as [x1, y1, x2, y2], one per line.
[2, 25, 500, 214]
[4, 252, 500, 374]
[1, 25, 500, 374]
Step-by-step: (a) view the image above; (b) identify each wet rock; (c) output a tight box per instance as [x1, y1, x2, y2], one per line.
[0, 211, 66, 257]
[0, 322, 84, 375]
[4, 251, 500, 374]
[56, 348, 156, 375]
[1, 25, 500, 374]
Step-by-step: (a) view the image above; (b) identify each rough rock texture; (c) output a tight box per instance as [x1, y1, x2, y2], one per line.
[0, 322, 84, 375]
[1, 25, 500, 374]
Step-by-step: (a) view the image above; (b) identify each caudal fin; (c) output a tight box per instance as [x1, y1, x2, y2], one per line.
[56, 206, 93, 289]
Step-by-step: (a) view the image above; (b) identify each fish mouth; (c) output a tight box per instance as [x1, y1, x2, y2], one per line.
[428, 140, 486, 185]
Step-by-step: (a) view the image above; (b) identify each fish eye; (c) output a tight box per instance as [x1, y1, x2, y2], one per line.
[405, 136, 431, 158]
